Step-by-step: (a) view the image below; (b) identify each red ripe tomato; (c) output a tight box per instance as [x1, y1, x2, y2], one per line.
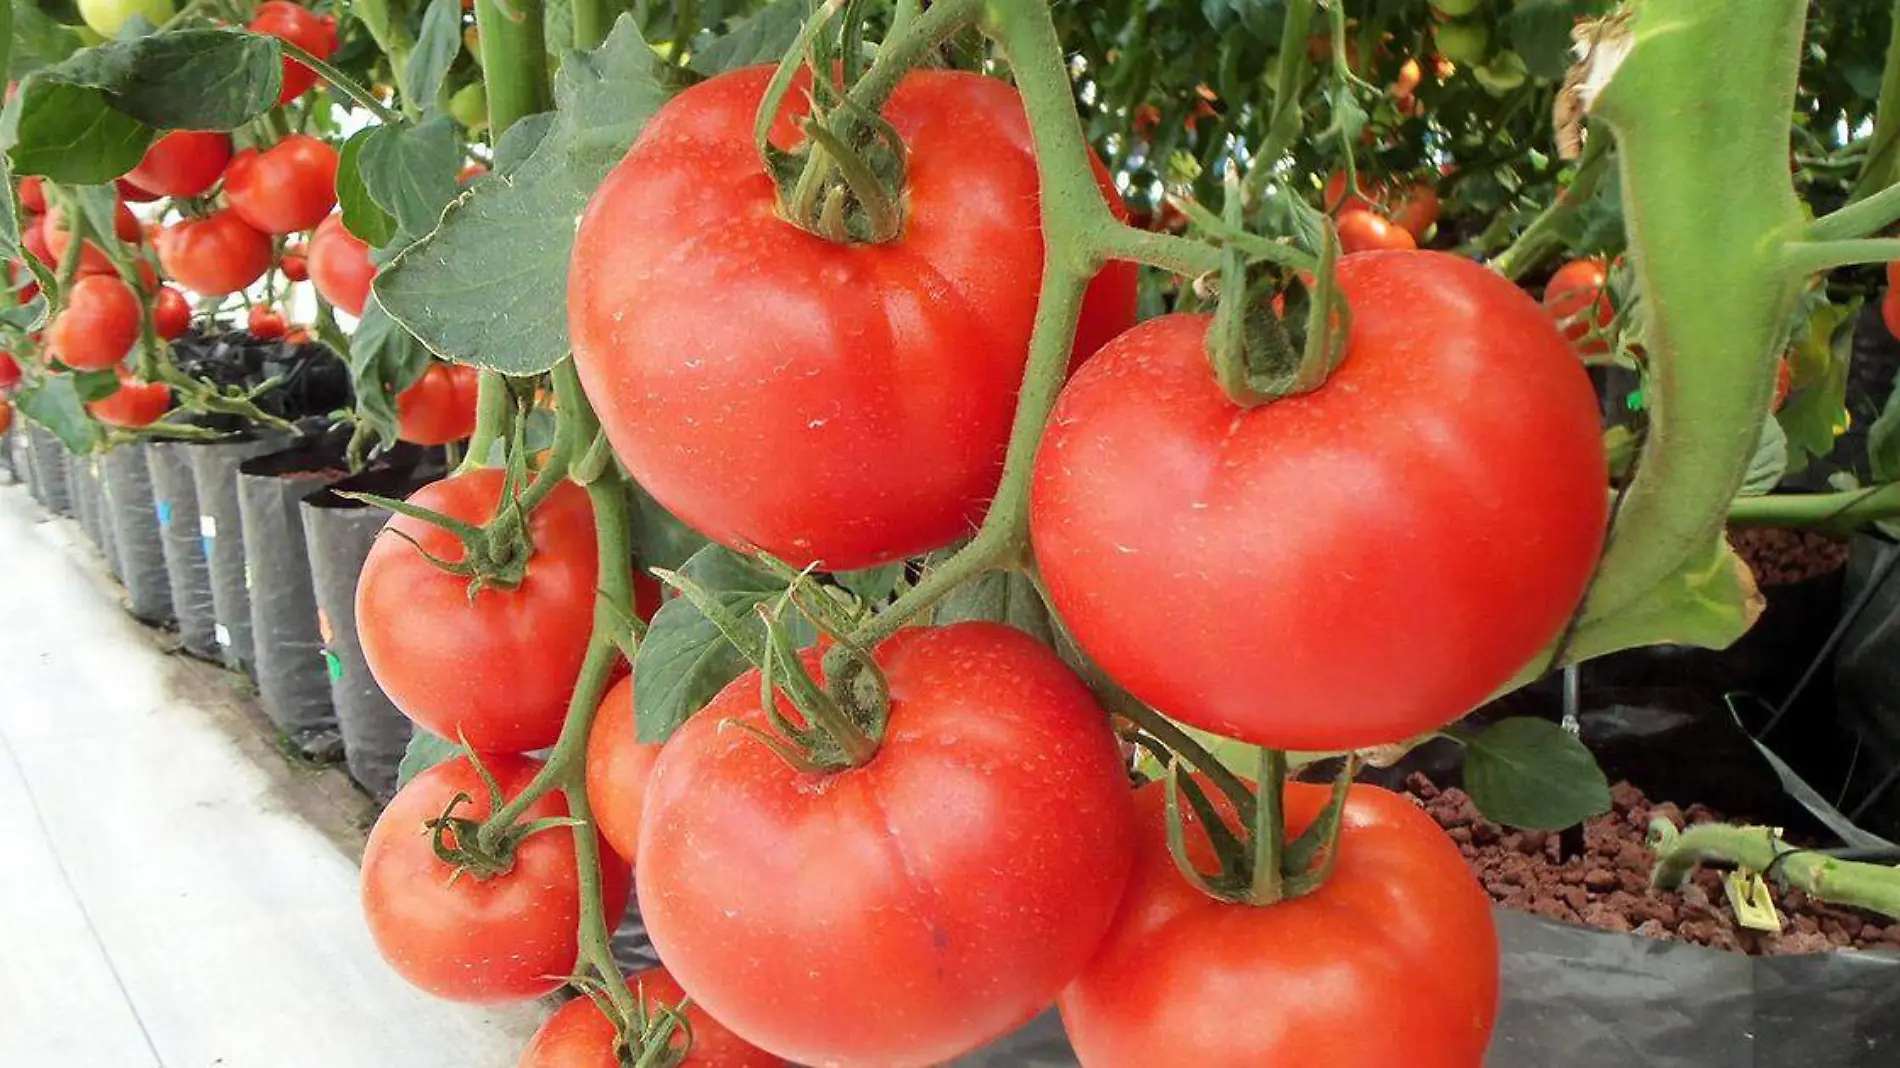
[638, 622, 1136, 1068]
[250, 1, 340, 105]
[1059, 779, 1499, 1067]
[88, 375, 171, 427]
[1322, 170, 1376, 214]
[394, 361, 480, 444]
[456, 162, 488, 184]
[1389, 182, 1440, 238]
[585, 675, 660, 866]
[48, 274, 140, 371]
[0, 350, 21, 391]
[127, 130, 233, 198]
[22, 214, 54, 266]
[156, 211, 274, 295]
[247, 305, 288, 339]
[1544, 257, 1614, 355]
[1336, 209, 1417, 253]
[1886, 261, 1900, 289]
[153, 286, 191, 340]
[224, 134, 339, 235]
[43, 202, 139, 275]
[519, 967, 786, 1067]
[361, 754, 631, 1003]
[279, 252, 308, 281]
[19, 175, 45, 214]
[1882, 287, 1900, 340]
[116, 177, 160, 203]
[1772, 356, 1792, 412]
[0, 403, 9, 435]
[569, 66, 1138, 572]
[307, 214, 373, 315]
[1031, 251, 1607, 751]
[356, 469, 600, 752]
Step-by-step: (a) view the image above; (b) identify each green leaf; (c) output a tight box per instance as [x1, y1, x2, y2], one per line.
[11, 1, 84, 74]
[336, 127, 398, 247]
[13, 374, 101, 452]
[358, 116, 462, 236]
[629, 482, 711, 572]
[347, 296, 433, 444]
[1566, 533, 1763, 665]
[1461, 717, 1612, 831]
[492, 110, 556, 173]
[633, 544, 813, 744]
[1868, 366, 1900, 485]
[687, 0, 809, 76]
[405, 0, 463, 109]
[375, 15, 678, 375]
[1777, 296, 1856, 473]
[396, 729, 460, 787]
[1504, 0, 1612, 82]
[933, 568, 1054, 644]
[71, 367, 119, 402]
[2, 29, 281, 182]
[835, 563, 905, 606]
[1739, 414, 1788, 497]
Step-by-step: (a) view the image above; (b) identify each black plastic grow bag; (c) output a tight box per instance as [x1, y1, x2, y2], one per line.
[236, 437, 352, 760]
[185, 432, 289, 673]
[298, 456, 439, 802]
[146, 441, 218, 659]
[25, 424, 72, 516]
[99, 445, 173, 624]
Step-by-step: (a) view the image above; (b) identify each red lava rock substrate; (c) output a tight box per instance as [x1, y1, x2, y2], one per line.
[1730, 526, 1851, 586]
[1408, 774, 1900, 955]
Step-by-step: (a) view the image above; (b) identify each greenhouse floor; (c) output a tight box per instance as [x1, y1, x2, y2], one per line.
[0, 482, 546, 1067]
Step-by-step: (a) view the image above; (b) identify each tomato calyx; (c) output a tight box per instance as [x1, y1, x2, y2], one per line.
[1159, 752, 1359, 908]
[564, 972, 697, 1068]
[423, 764, 583, 882]
[344, 455, 565, 595]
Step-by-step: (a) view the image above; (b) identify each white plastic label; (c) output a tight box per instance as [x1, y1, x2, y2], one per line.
[214, 623, 232, 647]
[199, 515, 217, 539]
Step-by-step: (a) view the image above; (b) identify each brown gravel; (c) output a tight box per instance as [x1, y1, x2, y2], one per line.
[1730, 526, 1850, 587]
[1407, 774, 1900, 955]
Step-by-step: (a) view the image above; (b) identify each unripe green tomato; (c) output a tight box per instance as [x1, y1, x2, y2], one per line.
[77, 0, 175, 38]
[1473, 50, 1528, 96]
[1435, 20, 1491, 67]
[1429, 0, 1484, 16]
[448, 83, 488, 133]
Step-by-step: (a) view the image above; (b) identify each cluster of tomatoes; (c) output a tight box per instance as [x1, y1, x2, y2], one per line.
[351, 63, 1613, 1068]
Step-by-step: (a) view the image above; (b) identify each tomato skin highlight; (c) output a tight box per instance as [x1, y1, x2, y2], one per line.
[1059, 779, 1499, 1067]
[224, 134, 340, 235]
[306, 213, 374, 315]
[395, 361, 480, 444]
[153, 286, 191, 340]
[569, 66, 1137, 572]
[518, 967, 787, 1068]
[356, 469, 600, 752]
[156, 211, 274, 295]
[1544, 257, 1614, 355]
[127, 130, 233, 198]
[88, 375, 171, 428]
[48, 274, 141, 371]
[637, 622, 1138, 1068]
[361, 754, 631, 1004]
[584, 674, 659, 866]
[1031, 251, 1607, 751]
[250, 1, 339, 105]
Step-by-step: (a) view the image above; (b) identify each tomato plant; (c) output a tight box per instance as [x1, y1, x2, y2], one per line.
[569, 65, 1137, 572]
[126, 130, 232, 198]
[152, 286, 191, 341]
[394, 361, 479, 445]
[87, 376, 171, 428]
[155, 211, 274, 295]
[362, 754, 631, 1003]
[584, 674, 658, 866]
[249, 1, 340, 105]
[1543, 258, 1615, 356]
[48, 275, 141, 372]
[638, 623, 1136, 1067]
[223, 134, 340, 235]
[306, 214, 373, 315]
[356, 468, 601, 753]
[1059, 779, 1498, 1066]
[247, 306, 287, 339]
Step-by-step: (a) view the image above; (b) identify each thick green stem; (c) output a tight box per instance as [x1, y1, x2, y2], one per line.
[571, 0, 616, 50]
[1491, 135, 1613, 282]
[1249, 749, 1288, 905]
[1577, 2, 1810, 630]
[459, 373, 509, 471]
[1809, 180, 1900, 242]
[475, 0, 553, 136]
[275, 39, 402, 124]
[1729, 483, 1900, 533]
[1650, 821, 1900, 920]
[1780, 238, 1900, 275]
[846, 0, 986, 115]
[1245, 0, 1314, 195]
[1849, 1, 1900, 203]
[347, 0, 418, 113]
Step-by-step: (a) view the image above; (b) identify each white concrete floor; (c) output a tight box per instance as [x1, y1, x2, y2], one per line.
[0, 482, 547, 1068]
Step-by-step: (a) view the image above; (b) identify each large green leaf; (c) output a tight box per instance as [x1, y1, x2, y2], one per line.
[686, 0, 808, 76]
[396, 729, 459, 787]
[404, 0, 463, 109]
[1568, 532, 1763, 663]
[337, 127, 398, 247]
[1738, 414, 1788, 497]
[629, 482, 710, 572]
[375, 15, 678, 374]
[2, 29, 281, 182]
[13, 374, 101, 452]
[358, 116, 462, 237]
[1460, 717, 1611, 831]
[632, 544, 813, 744]
[10, 1, 84, 75]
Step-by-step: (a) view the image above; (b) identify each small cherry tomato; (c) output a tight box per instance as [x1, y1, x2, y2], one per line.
[1336, 209, 1417, 253]
[153, 286, 191, 340]
[247, 305, 287, 339]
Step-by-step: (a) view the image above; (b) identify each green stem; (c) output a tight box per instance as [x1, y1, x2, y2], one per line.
[1780, 238, 1900, 275]
[1577, 2, 1810, 630]
[275, 39, 402, 124]
[846, 0, 986, 115]
[1649, 821, 1900, 920]
[1244, 0, 1315, 198]
[460, 373, 509, 471]
[1491, 134, 1613, 282]
[564, 753, 640, 1021]
[1728, 483, 1900, 533]
[1808, 180, 1900, 242]
[571, 0, 616, 50]
[346, 0, 419, 115]
[1849, 0, 1900, 203]
[475, 0, 553, 135]
[1249, 748, 1287, 905]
